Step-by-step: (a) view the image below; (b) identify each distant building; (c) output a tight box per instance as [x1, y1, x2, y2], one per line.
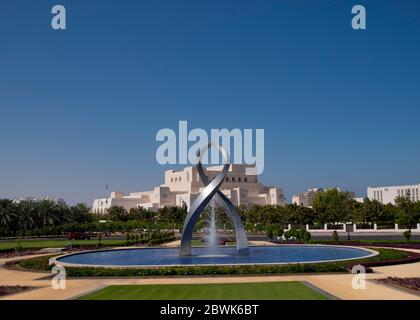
[292, 188, 325, 207]
[292, 188, 355, 207]
[367, 184, 420, 204]
[92, 164, 284, 214]
[13, 196, 65, 205]
[353, 197, 365, 203]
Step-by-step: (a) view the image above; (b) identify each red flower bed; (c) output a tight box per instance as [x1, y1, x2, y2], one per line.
[378, 277, 420, 292]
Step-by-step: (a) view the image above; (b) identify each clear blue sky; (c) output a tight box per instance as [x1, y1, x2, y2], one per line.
[1, 0, 419, 205]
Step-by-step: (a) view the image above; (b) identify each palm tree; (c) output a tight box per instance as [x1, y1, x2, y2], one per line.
[69, 203, 92, 223]
[16, 201, 35, 234]
[0, 199, 16, 231]
[37, 199, 59, 227]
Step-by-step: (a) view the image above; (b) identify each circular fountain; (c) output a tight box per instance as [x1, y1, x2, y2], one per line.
[51, 143, 377, 269]
[52, 245, 377, 268]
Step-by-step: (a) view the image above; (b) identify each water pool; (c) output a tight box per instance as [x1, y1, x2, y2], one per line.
[52, 245, 377, 268]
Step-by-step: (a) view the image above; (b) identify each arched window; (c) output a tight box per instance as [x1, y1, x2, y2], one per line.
[244, 177, 247, 182]
[232, 177, 235, 182]
[238, 177, 241, 182]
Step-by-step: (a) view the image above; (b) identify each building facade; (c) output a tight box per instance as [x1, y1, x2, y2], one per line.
[292, 188, 355, 208]
[367, 184, 420, 204]
[292, 188, 325, 207]
[92, 164, 284, 214]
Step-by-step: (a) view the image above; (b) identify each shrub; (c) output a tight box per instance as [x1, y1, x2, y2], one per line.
[265, 226, 274, 240]
[303, 230, 312, 243]
[283, 228, 310, 243]
[272, 227, 283, 239]
[14, 240, 23, 252]
[96, 234, 102, 248]
[125, 233, 132, 246]
[403, 230, 412, 242]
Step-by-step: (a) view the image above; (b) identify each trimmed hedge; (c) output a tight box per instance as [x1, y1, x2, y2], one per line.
[65, 263, 351, 277]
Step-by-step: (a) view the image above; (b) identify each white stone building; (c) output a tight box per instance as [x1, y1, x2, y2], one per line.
[92, 164, 284, 214]
[292, 188, 325, 208]
[292, 188, 355, 208]
[367, 184, 420, 204]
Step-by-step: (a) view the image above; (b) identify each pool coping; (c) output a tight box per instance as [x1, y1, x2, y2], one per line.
[49, 244, 379, 269]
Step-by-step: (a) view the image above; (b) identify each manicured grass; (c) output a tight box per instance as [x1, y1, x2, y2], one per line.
[191, 240, 204, 247]
[18, 255, 56, 271]
[0, 239, 126, 251]
[78, 282, 328, 300]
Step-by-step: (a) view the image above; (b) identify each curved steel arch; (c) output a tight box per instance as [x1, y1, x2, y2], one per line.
[179, 143, 249, 256]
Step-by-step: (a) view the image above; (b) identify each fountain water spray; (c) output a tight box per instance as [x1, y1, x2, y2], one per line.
[207, 199, 218, 253]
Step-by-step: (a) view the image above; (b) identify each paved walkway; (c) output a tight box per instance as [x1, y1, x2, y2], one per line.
[1, 248, 419, 300]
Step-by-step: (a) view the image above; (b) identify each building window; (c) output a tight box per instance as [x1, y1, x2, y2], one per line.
[238, 177, 241, 182]
[244, 177, 247, 182]
[226, 177, 229, 182]
[232, 177, 235, 182]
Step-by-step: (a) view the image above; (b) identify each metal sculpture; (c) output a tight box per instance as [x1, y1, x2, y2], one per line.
[180, 142, 249, 256]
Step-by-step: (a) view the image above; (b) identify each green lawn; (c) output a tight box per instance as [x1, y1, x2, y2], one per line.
[1, 239, 206, 251]
[0, 239, 126, 250]
[78, 282, 329, 300]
